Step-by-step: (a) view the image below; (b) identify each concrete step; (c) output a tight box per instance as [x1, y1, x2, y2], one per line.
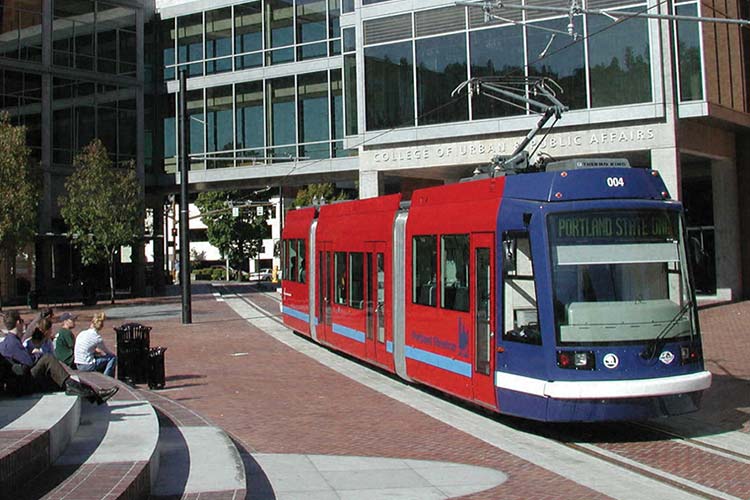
[0, 393, 80, 499]
[141, 390, 246, 499]
[12, 397, 160, 500]
[3, 371, 247, 500]
[151, 423, 246, 498]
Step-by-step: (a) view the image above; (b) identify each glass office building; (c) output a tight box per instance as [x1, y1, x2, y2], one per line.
[0, 0, 149, 299]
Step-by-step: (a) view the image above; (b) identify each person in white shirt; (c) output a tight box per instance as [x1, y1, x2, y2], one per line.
[74, 312, 117, 377]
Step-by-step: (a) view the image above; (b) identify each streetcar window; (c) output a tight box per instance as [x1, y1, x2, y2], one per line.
[298, 240, 306, 283]
[548, 210, 694, 344]
[288, 240, 299, 283]
[335, 252, 347, 304]
[441, 234, 469, 312]
[502, 232, 541, 345]
[281, 239, 287, 280]
[413, 235, 437, 307]
[349, 252, 364, 309]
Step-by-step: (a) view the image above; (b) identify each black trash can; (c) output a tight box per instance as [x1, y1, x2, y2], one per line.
[148, 347, 167, 389]
[115, 323, 151, 384]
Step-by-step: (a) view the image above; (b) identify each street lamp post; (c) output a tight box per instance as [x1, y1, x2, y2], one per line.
[179, 69, 192, 324]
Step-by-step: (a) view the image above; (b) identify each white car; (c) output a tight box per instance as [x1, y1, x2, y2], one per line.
[251, 268, 273, 281]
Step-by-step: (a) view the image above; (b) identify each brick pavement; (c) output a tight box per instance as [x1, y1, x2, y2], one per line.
[86, 287, 609, 500]
[12, 286, 750, 499]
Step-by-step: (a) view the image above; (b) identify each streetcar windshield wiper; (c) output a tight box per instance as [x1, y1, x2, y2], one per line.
[640, 299, 693, 360]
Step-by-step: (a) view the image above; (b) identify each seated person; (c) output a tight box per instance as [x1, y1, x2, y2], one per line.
[23, 318, 54, 362]
[0, 310, 117, 403]
[54, 312, 77, 368]
[74, 312, 117, 377]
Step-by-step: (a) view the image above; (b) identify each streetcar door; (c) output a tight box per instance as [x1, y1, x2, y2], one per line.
[365, 243, 387, 364]
[496, 231, 544, 398]
[472, 232, 496, 406]
[318, 243, 333, 343]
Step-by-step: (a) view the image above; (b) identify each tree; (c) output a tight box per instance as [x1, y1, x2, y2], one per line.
[0, 112, 39, 299]
[59, 139, 143, 304]
[194, 190, 267, 275]
[293, 183, 349, 208]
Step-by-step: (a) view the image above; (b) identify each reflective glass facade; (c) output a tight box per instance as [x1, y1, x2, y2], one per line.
[360, 3, 706, 132]
[0, 0, 145, 297]
[162, 69, 347, 171]
[675, 2, 703, 101]
[162, 0, 341, 79]
[1, 0, 43, 61]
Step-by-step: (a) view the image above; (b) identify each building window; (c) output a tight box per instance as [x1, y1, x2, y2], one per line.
[235, 2, 263, 69]
[297, 0, 328, 60]
[205, 7, 233, 74]
[413, 235, 437, 307]
[177, 13, 204, 76]
[187, 88, 205, 169]
[416, 33, 468, 125]
[266, 76, 296, 158]
[343, 51, 358, 136]
[162, 19, 176, 80]
[526, 16, 586, 110]
[328, 0, 341, 55]
[163, 93, 177, 172]
[675, 2, 703, 101]
[469, 24, 526, 119]
[588, 7, 651, 107]
[298, 72, 330, 158]
[206, 85, 234, 168]
[365, 40, 414, 130]
[1, 0, 43, 61]
[236, 81, 264, 162]
[265, 0, 295, 65]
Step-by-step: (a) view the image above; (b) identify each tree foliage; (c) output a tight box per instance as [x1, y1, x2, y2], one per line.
[0, 112, 39, 262]
[194, 190, 267, 272]
[293, 183, 349, 208]
[59, 139, 142, 303]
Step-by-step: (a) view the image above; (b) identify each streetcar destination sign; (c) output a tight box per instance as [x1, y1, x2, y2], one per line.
[553, 212, 676, 242]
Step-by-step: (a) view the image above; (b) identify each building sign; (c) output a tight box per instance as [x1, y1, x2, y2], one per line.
[365, 125, 662, 170]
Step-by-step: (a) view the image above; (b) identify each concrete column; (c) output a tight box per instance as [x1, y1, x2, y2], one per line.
[711, 158, 741, 301]
[649, 147, 681, 200]
[359, 170, 383, 199]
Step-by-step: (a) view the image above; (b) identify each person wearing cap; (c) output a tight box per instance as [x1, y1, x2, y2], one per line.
[54, 312, 77, 368]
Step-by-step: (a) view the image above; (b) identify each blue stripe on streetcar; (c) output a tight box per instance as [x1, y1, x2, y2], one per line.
[405, 345, 472, 378]
[282, 306, 309, 323]
[332, 323, 366, 343]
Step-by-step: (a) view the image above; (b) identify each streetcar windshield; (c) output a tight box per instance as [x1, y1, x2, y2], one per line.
[548, 210, 695, 345]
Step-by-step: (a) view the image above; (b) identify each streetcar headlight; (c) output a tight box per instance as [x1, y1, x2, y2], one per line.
[557, 350, 595, 370]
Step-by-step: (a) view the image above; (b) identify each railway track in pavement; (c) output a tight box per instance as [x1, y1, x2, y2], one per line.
[216, 282, 750, 500]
